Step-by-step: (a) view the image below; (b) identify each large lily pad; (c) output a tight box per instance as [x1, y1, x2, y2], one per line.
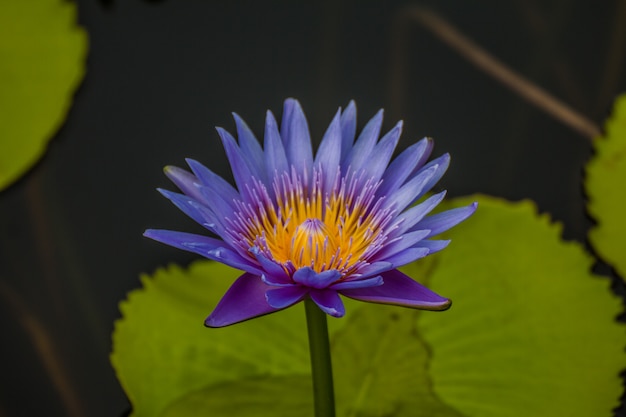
[0, 0, 87, 190]
[586, 94, 626, 279]
[417, 195, 625, 417]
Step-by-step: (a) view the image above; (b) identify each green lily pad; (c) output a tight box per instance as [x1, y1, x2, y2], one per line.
[112, 260, 465, 417]
[416, 195, 625, 417]
[586, 94, 626, 279]
[0, 0, 87, 190]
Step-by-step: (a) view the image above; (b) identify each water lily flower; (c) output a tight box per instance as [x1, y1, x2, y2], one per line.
[145, 99, 476, 327]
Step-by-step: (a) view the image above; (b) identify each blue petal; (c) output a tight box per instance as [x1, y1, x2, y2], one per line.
[341, 109, 383, 172]
[339, 100, 357, 158]
[314, 109, 342, 192]
[266, 285, 309, 309]
[281, 99, 313, 179]
[232, 112, 265, 180]
[310, 289, 345, 317]
[353, 261, 393, 277]
[362, 121, 403, 182]
[185, 159, 239, 208]
[414, 239, 451, 253]
[330, 276, 383, 290]
[250, 246, 292, 284]
[292, 267, 342, 289]
[216, 127, 256, 198]
[386, 164, 440, 212]
[382, 247, 430, 268]
[205, 273, 280, 327]
[392, 191, 447, 237]
[378, 138, 433, 196]
[163, 166, 206, 203]
[374, 229, 431, 261]
[340, 269, 450, 310]
[412, 153, 450, 199]
[417, 202, 478, 237]
[264, 110, 289, 178]
[157, 189, 221, 232]
[144, 229, 262, 275]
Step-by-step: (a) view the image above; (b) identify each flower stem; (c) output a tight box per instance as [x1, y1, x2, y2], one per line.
[305, 298, 336, 417]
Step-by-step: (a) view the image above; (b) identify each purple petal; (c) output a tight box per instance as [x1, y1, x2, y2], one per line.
[250, 247, 291, 284]
[157, 189, 220, 232]
[144, 229, 262, 275]
[378, 138, 433, 196]
[413, 154, 450, 199]
[391, 191, 447, 237]
[362, 121, 403, 182]
[266, 285, 309, 309]
[281, 99, 313, 179]
[354, 261, 393, 277]
[340, 269, 450, 310]
[232, 112, 265, 180]
[163, 166, 205, 203]
[417, 202, 478, 237]
[205, 273, 280, 327]
[185, 159, 239, 207]
[264, 110, 289, 178]
[386, 164, 440, 212]
[310, 289, 345, 317]
[330, 276, 383, 290]
[382, 247, 430, 268]
[374, 229, 431, 261]
[342, 109, 383, 172]
[414, 239, 451, 253]
[314, 109, 342, 192]
[292, 267, 341, 289]
[340, 101, 357, 157]
[216, 127, 256, 198]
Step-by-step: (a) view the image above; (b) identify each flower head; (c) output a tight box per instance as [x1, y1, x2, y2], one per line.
[145, 99, 476, 327]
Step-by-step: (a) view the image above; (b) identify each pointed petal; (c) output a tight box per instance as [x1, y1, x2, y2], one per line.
[353, 261, 393, 277]
[281, 99, 313, 178]
[382, 247, 430, 268]
[157, 189, 220, 232]
[362, 121, 403, 182]
[232, 112, 265, 180]
[374, 229, 431, 261]
[414, 239, 451, 253]
[342, 109, 383, 172]
[163, 166, 205, 203]
[205, 273, 280, 327]
[310, 289, 345, 317]
[185, 159, 239, 206]
[250, 247, 291, 284]
[144, 229, 262, 275]
[330, 276, 383, 290]
[264, 110, 289, 178]
[417, 202, 478, 237]
[341, 269, 450, 310]
[266, 285, 309, 309]
[292, 267, 341, 289]
[378, 138, 433, 196]
[216, 127, 256, 197]
[339, 100, 357, 157]
[413, 153, 450, 198]
[386, 164, 440, 212]
[392, 191, 447, 237]
[314, 109, 342, 192]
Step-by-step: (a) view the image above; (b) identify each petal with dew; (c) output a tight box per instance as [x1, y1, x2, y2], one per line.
[205, 273, 281, 327]
[144, 229, 262, 275]
[341, 268, 450, 310]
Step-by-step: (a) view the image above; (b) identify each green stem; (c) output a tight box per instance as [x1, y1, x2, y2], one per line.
[305, 298, 336, 417]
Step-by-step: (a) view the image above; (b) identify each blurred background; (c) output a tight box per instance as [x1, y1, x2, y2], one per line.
[1, 0, 625, 416]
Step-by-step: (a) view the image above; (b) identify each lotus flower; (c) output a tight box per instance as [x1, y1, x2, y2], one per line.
[145, 99, 476, 327]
